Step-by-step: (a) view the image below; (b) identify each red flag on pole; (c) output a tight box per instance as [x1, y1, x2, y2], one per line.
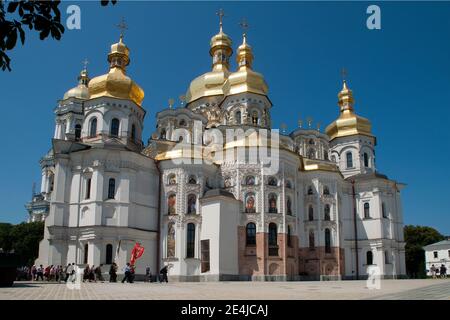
[130, 242, 145, 266]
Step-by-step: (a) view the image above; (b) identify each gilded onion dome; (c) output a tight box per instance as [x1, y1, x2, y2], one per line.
[223, 33, 268, 96]
[63, 67, 90, 100]
[88, 35, 144, 106]
[185, 22, 233, 104]
[325, 80, 373, 141]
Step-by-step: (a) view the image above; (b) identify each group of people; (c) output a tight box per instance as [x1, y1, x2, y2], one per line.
[430, 264, 448, 279]
[18, 262, 172, 283]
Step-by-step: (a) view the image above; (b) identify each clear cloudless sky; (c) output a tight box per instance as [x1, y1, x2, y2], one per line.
[0, 1, 449, 234]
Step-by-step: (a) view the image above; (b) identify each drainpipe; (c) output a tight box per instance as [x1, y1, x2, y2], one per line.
[351, 179, 359, 280]
[155, 161, 162, 273]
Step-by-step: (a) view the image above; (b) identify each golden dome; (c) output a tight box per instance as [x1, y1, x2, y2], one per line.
[223, 34, 268, 97]
[185, 25, 233, 104]
[325, 80, 373, 141]
[63, 68, 90, 100]
[88, 36, 144, 106]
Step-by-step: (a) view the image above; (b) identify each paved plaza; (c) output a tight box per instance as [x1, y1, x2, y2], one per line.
[0, 279, 449, 300]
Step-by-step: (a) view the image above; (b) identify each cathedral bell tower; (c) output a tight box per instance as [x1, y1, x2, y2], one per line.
[54, 64, 90, 141]
[325, 79, 376, 178]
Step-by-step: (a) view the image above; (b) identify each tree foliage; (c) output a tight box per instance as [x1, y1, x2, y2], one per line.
[0, 0, 116, 71]
[0, 221, 44, 265]
[404, 225, 445, 279]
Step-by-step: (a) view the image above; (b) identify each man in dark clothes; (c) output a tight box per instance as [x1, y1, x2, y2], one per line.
[160, 265, 169, 283]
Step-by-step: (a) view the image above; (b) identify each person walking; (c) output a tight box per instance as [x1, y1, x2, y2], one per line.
[65, 263, 74, 282]
[159, 265, 169, 283]
[440, 264, 447, 279]
[36, 265, 44, 281]
[109, 263, 118, 282]
[121, 263, 132, 283]
[83, 265, 90, 282]
[430, 264, 437, 279]
[31, 265, 37, 281]
[145, 266, 152, 282]
[95, 264, 104, 282]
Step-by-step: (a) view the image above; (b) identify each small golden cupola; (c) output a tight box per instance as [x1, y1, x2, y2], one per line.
[63, 65, 90, 100]
[88, 34, 144, 106]
[223, 26, 268, 97]
[185, 10, 233, 104]
[325, 80, 373, 141]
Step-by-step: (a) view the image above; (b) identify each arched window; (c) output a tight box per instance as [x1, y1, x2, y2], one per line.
[346, 151, 353, 168]
[384, 250, 389, 264]
[188, 175, 197, 184]
[364, 202, 370, 219]
[366, 251, 373, 265]
[309, 230, 315, 250]
[187, 194, 197, 214]
[268, 176, 277, 186]
[308, 206, 314, 221]
[235, 111, 241, 124]
[307, 148, 315, 159]
[324, 204, 331, 221]
[105, 244, 113, 264]
[251, 111, 258, 125]
[325, 229, 331, 253]
[131, 124, 136, 142]
[246, 223, 256, 246]
[331, 155, 336, 163]
[245, 175, 255, 186]
[309, 139, 315, 145]
[245, 193, 256, 213]
[160, 128, 166, 139]
[268, 223, 277, 246]
[167, 194, 176, 215]
[323, 186, 330, 195]
[75, 124, 81, 141]
[107, 178, 116, 199]
[89, 118, 97, 138]
[179, 119, 187, 127]
[110, 118, 120, 137]
[84, 243, 89, 264]
[286, 197, 292, 215]
[85, 178, 91, 199]
[268, 193, 277, 213]
[364, 152, 369, 168]
[186, 223, 195, 258]
[307, 186, 314, 195]
[287, 225, 292, 247]
[324, 150, 329, 160]
[382, 202, 387, 218]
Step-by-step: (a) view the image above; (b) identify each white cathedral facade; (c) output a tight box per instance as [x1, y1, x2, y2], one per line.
[34, 21, 406, 281]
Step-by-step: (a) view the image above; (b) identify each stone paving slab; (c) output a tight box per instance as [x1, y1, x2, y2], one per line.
[0, 279, 449, 300]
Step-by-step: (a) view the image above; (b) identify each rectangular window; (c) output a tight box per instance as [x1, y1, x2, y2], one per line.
[85, 178, 91, 199]
[201, 240, 210, 273]
[186, 223, 195, 258]
[433, 251, 438, 259]
[448, 250, 450, 258]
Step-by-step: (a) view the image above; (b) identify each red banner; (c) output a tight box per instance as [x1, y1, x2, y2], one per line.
[130, 242, 145, 266]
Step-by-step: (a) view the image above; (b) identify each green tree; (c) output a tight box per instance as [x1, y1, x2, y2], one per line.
[404, 225, 445, 279]
[0, 0, 116, 71]
[0, 221, 44, 265]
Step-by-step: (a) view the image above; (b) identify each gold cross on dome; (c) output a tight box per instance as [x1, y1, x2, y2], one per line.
[216, 8, 225, 31]
[341, 68, 348, 82]
[239, 18, 249, 36]
[179, 95, 186, 106]
[82, 58, 89, 71]
[117, 17, 128, 39]
[168, 98, 174, 109]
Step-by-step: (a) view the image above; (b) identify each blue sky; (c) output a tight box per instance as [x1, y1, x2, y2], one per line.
[0, 1, 449, 234]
